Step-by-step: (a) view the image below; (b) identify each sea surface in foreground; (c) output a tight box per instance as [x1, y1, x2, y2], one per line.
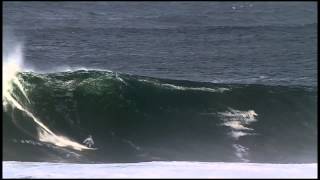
[3, 161, 317, 178]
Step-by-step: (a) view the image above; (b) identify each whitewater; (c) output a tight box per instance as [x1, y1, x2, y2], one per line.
[3, 161, 317, 178]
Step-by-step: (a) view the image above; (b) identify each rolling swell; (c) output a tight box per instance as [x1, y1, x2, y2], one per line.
[3, 70, 317, 163]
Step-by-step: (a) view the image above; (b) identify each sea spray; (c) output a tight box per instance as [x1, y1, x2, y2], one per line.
[2, 42, 91, 151]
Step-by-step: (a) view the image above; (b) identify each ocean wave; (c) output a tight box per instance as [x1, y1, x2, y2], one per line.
[3, 70, 317, 163]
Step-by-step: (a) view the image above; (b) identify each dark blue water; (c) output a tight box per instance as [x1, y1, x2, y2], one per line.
[3, 2, 317, 87]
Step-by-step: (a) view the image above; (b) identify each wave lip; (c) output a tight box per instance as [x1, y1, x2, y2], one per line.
[138, 78, 230, 93]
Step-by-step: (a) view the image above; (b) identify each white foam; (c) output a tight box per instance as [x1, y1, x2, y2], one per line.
[219, 109, 258, 125]
[219, 108, 258, 140]
[223, 121, 253, 130]
[218, 108, 258, 162]
[2, 161, 317, 178]
[229, 131, 252, 140]
[233, 144, 250, 162]
[139, 79, 230, 93]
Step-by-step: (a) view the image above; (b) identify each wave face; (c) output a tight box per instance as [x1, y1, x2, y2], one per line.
[3, 70, 317, 163]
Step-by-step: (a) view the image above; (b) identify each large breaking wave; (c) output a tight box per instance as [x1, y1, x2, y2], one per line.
[3, 69, 317, 163]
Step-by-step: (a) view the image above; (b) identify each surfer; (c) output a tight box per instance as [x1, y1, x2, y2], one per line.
[83, 135, 94, 148]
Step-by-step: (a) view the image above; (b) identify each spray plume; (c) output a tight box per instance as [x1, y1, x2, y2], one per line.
[3, 43, 91, 151]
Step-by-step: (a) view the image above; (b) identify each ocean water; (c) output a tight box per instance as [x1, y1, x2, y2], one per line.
[4, 1, 317, 86]
[3, 1, 317, 178]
